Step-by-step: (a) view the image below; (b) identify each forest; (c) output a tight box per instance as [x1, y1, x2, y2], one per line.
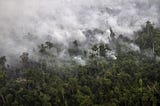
[0, 21, 160, 106]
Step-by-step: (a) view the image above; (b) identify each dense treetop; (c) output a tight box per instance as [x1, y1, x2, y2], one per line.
[0, 22, 160, 106]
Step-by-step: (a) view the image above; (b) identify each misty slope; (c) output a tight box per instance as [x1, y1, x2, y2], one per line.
[0, 0, 160, 64]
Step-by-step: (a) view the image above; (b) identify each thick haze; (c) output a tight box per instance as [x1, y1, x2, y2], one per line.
[0, 0, 160, 63]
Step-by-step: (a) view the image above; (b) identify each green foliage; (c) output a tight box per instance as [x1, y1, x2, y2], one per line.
[0, 22, 160, 106]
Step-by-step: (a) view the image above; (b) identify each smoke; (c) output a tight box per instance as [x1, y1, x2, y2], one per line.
[0, 0, 160, 64]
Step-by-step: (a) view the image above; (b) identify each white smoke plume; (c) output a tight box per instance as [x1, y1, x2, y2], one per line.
[0, 0, 160, 63]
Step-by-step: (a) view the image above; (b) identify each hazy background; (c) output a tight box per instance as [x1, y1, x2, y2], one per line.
[0, 0, 160, 64]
